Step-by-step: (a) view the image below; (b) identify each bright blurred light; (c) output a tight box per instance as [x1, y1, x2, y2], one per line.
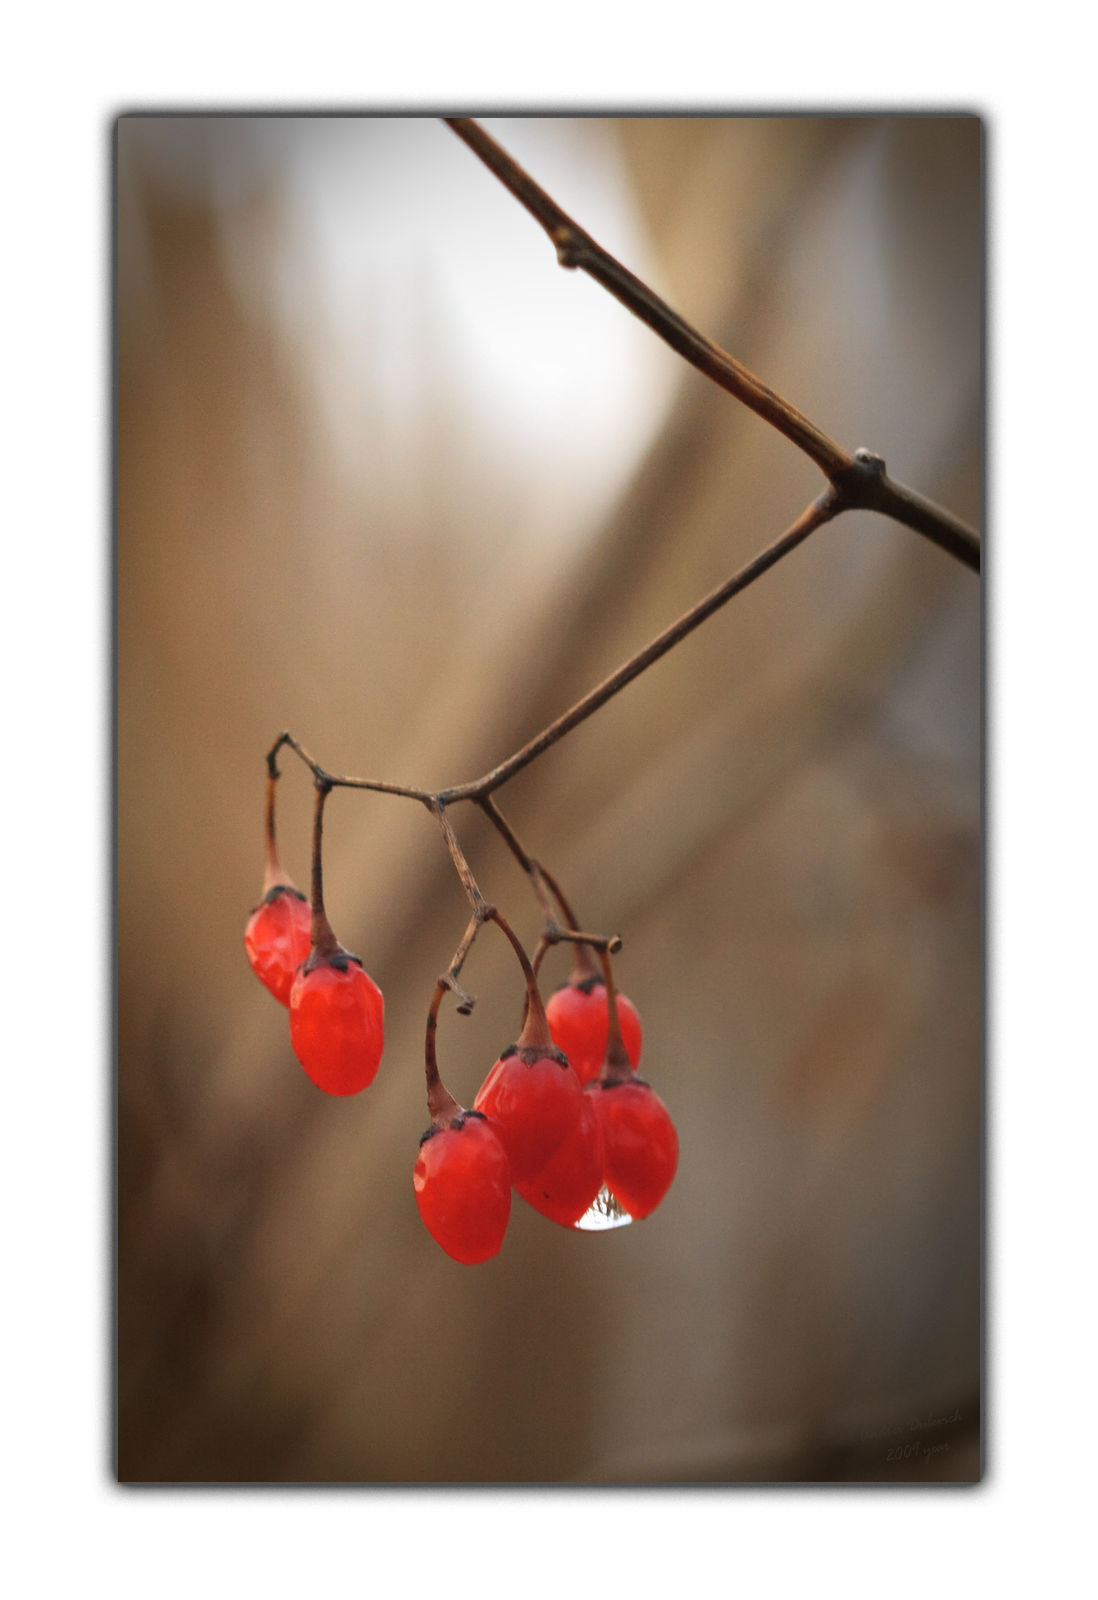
[194, 116, 678, 556]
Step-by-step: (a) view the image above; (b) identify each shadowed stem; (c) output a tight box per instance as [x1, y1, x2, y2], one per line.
[304, 779, 343, 965]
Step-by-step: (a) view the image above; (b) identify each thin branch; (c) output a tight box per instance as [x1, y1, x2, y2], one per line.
[445, 116, 850, 479]
[442, 489, 840, 799]
[429, 800, 491, 915]
[268, 730, 433, 802]
[476, 796, 617, 946]
[445, 117, 980, 573]
[438, 912, 483, 1015]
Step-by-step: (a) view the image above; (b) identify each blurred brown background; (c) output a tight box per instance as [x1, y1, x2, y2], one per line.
[116, 114, 981, 1483]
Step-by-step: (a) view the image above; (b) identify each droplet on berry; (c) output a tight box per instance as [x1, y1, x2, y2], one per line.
[245, 883, 312, 1006]
[289, 952, 384, 1096]
[573, 1183, 634, 1231]
[513, 1088, 603, 1227]
[473, 1043, 584, 1181]
[545, 978, 642, 1085]
[586, 1078, 678, 1220]
[414, 1109, 511, 1265]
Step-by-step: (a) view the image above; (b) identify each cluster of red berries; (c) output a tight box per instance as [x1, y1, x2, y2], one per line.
[246, 843, 676, 1267]
[414, 976, 678, 1265]
[245, 868, 384, 1096]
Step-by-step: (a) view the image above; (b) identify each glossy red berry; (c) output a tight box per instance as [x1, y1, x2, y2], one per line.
[288, 953, 384, 1096]
[245, 884, 312, 1006]
[414, 1110, 512, 1265]
[588, 1078, 678, 1220]
[473, 1043, 584, 1181]
[546, 979, 642, 1086]
[513, 1088, 603, 1227]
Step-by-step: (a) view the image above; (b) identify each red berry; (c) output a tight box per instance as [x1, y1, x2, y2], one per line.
[288, 954, 384, 1096]
[513, 1088, 603, 1227]
[546, 980, 642, 1086]
[414, 1110, 511, 1265]
[473, 1044, 584, 1181]
[245, 884, 312, 1006]
[588, 1079, 678, 1219]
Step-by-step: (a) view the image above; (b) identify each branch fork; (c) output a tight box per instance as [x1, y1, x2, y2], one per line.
[259, 118, 980, 1121]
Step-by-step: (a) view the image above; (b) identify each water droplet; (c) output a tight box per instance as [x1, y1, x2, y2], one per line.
[573, 1184, 633, 1231]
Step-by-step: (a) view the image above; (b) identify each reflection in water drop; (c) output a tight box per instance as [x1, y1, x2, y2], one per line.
[573, 1184, 633, 1232]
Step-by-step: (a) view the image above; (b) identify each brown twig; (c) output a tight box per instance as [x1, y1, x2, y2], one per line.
[476, 795, 621, 959]
[441, 488, 841, 799]
[267, 729, 433, 803]
[444, 117, 980, 574]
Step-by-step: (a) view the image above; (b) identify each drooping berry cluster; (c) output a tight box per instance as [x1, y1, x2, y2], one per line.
[413, 965, 677, 1264]
[245, 754, 676, 1267]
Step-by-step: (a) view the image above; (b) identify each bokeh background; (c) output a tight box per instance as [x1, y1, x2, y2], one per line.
[116, 114, 981, 1484]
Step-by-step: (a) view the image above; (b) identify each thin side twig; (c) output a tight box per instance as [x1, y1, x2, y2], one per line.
[441, 488, 841, 799]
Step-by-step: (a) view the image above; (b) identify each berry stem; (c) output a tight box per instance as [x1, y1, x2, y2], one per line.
[534, 861, 601, 984]
[424, 979, 462, 1126]
[596, 945, 634, 1082]
[260, 769, 294, 895]
[478, 797, 619, 970]
[488, 907, 554, 1051]
[306, 779, 342, 964]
